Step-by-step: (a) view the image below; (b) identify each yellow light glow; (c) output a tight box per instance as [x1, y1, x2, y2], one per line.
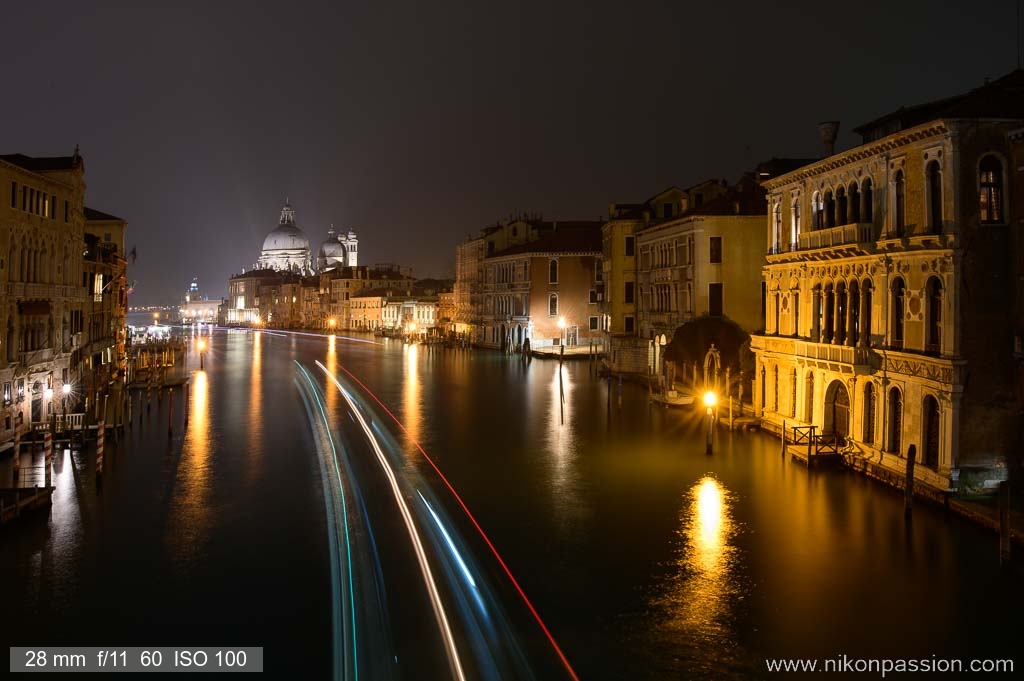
[557, 316, 566, 330]
[198, 339, 206, 352]
[329, 318, 336, 328]
[703, 391, 717, 408]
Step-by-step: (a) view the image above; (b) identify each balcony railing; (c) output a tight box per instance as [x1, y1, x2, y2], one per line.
[798, 222, 874, 251]
[759, 335, 872, 367]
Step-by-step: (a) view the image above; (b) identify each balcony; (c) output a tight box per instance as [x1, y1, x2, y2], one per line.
[20, 348, 54, 366]
[798, 222, 874, 253]
[757, 335, 873, 369]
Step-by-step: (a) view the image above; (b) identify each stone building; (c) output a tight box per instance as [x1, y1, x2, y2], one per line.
[602, 181, 730, 374]
[752, 70, 1024, 495]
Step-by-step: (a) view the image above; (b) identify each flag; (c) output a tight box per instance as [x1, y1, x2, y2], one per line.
[129, 246, 137, 264]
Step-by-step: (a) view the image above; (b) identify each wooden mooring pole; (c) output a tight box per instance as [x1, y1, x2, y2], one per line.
[781, 419, 787, 458]
[999, 480, 1011, 566]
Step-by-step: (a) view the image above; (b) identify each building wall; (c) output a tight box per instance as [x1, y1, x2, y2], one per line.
[753, 117, 1019, 494]
[1, 156, 87, 442]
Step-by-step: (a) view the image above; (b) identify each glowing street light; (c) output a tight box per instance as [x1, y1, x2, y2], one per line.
[328, 318, 337, 332]
[703, 391, 717, 455]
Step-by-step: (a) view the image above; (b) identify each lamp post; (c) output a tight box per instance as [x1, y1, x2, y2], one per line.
[557, 316, 566, 366]
[328, 318, 336, 334]
[703, 390, 717, 455]
[62, 383, 71, 433]
[198, 339, 206, 370]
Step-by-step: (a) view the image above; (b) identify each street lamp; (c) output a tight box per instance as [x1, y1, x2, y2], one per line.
[62, 383, 71, 431]
[198, 338, 206, 370]
[703, 391, 717, 455]
[328, 318, 336, 333]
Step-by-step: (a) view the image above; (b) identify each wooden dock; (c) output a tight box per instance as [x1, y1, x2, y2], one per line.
[0, 486, 53, 525]
[784, 424, 844, 467]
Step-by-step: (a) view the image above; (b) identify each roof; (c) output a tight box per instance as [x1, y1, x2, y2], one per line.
[854, 69, 1024, 142]
[84, 206, 124, 221]
[755, 157, 819, 181]
[490, 222, 602, 258]
[1, 153, 82, 173]
[643, 179, 765, 226]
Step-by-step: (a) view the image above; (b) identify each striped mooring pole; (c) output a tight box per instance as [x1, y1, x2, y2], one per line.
[44, 430, 53, 489]
[12, 428, 20, 479]
[96, 420, 105, 476]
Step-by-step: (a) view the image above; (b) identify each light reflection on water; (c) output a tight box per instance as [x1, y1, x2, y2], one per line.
[650, 475, 746, 674]
[167, 369, 211, 567]
[402, 342, 421, 450]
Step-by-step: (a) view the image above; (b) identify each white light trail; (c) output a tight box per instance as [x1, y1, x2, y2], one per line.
[317, 360, 466, 681]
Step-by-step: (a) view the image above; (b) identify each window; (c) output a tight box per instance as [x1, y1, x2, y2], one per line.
[863, 179, 874, 223]
[709, 283, 723, 317]
[891, 278, 905, 349]
[589, 316, 599, 331]
[791, 197, 801, 248]
[663, 202, 673, 218]
[927, 161, 942, 233]
[773, 366, 779, 411]
[624, 316, 635, 333]
[10, 182, 15, 208]
[893, 170, 906, 236]
[548, 293, 558, 316]
[694, 193, 703, 208]
[624, 281, 635, 304]
[923, 395, 940, 469]
[624, 235, 635, 257]
[863, 383, 876, 445]
[836, 186, 847, 225]
[51, 194, 57, 220]
[709, 236, 722, 264]
[926, 277, 942, 354]
[64, 200, 69, 222]
[812, 192, 823, 229]
[805, 371, 815, 423]
[849, 183, 861, 223]
[979, 155, 1003, 223]
[888, 387, 903, 453]
[792, 290, 800, 336]
[548, 259, 558, 283]
[824, 189, 835, 228]
[771, 202, 782, 252]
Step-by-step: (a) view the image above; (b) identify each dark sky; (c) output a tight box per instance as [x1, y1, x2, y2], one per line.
[4, 1, 1021, 304]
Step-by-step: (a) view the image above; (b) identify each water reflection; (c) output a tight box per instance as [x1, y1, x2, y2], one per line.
[653, 475, 741, 649]
[325, 334, 337, 416]
[544, 366, 577, 510]
[167, 370, 211, 567]
[402, 342, 421, 448]
[248, 332, 264, 463]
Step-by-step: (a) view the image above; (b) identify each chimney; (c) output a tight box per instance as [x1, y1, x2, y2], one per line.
[818, 121, 840, 158]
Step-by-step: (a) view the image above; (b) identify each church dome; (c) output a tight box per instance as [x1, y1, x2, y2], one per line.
[263, 223, 309, 252]
[262, 202, 308, 252]
[317, 225, 348, 269]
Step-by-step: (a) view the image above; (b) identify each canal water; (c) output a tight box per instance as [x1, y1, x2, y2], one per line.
[2, 328, 1021, 679]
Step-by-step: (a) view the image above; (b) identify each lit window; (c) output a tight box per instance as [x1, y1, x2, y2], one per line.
[979, 155, 1003, 223]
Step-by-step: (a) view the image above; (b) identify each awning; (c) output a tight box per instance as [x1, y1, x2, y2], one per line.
[18, 300, 51, 315]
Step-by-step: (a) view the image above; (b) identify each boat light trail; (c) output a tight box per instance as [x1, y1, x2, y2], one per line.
[295, 362, 359, 680]
[320, 363, 467, 681]
[418, 491, 476, 589]
[316, 360, 580, 681]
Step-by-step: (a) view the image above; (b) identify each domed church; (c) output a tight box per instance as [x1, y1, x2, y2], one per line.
[317, 225, 359, 271]
[255, 200, 359, 275]
[258, 201, 311, 272]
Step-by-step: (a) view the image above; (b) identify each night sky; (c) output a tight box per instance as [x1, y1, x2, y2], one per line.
[4, 1, 1020, 304]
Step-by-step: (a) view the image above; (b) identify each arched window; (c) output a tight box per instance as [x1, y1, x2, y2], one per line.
[548, 293, 558, 316]
[836, 186, 847, 225]
[979, 155, 1004, 223]
[812, 192, 823, 230]
[772, 202, 782, 252]
[861, 280, 873, 347]
[848, 280, 860, 346]
[823, 283, 834, 343]
[811, 283, 823, 341]
[824, 189, 835, 228]
[891, 278, 905, 349]
[888, 387, 903, 453]
[862, 178, 873, 223]
[863, 383, 876, 445]
[923, 395, 940, 469]
[773, 365, 779, 411]
[849, 182, 861, 223]
[790, 197, 801, 249]
[927, 160, 942, 233]
[893, 170, 906, 237]
[835, 281, 847, 345]
[548, 259, 558, 283]
[805, 371, 815, 423]
[926, 277, 942, 354]
[791, 289, 800, 336]
[790, 369, 797, 418]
